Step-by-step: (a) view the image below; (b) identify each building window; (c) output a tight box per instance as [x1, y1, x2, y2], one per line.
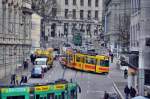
[80, 10, 84, 19]
[73, 0, 76, 5]
[87, 10, 91, 19]
[95, 10, 98, 19]
[79, 24, 84, 31]
[72, 23, 77, 33]
[86, 24, 91, 36]
[8, 7, 12, 34]
[72, 9, 76, 19]
[88, 0, 91, 7]
[65, 0, 68, 5]
[80, 0, 84, 6]
[52, 8, 57, 17]
[95, 0, 98, 7]
[65, 9, 68, 18]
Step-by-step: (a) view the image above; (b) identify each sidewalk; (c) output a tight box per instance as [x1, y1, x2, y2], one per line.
[0, 62, 32, 85]
[109, 57, 128, 99]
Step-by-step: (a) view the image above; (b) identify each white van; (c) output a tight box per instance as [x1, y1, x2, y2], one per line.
[35, 58, 48, 72]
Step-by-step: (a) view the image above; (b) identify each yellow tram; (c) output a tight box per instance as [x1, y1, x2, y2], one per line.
[61, 48, 109, 74]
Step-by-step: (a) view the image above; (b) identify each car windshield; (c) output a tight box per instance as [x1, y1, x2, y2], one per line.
[35, 61, 46, 65]
[33, 67, 41, 73]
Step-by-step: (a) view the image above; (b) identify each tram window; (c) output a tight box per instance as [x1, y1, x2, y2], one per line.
[80, 57, 84, 63]
[59, 95, 61, 99]
[70, 90, 76, 99]
[69, 55, 73, 61]
[30, 94, 35, 99]
[99, 60, 109, 67]
[36, 95, 40, 99]
[47, 93, 54, 99]
[44, 97, 46, 99]
[86, 57, 96, 65]
[62, 92, 65, 99]
[76, 56, 80, 62]
[7, 96, 25, 99]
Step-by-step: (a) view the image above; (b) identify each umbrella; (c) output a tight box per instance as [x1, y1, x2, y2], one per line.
[132, 96, 148, 99]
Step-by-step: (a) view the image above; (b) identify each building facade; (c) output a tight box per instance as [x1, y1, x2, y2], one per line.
[103, 0, 130, 55]
[0, 0, 32, 79]
[130, 0, 150, 96]
[43, 0, 103, 48]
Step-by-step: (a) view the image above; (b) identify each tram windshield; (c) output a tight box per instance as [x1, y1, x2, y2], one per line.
[98, 60, 109, 67]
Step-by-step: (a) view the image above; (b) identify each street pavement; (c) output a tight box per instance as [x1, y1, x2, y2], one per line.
[0, 58, 126, 99]
[29, 60, 118, 99]
[0, 62, 32, 85]
[109, 58, 128, 99]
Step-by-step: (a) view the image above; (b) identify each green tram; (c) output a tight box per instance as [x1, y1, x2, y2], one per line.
[0, 80, 81, 99]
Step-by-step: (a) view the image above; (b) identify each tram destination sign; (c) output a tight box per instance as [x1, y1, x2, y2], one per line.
[54, 84, 65, 90]
[1, 87, 29, 94]
[35, 86, 50, 92]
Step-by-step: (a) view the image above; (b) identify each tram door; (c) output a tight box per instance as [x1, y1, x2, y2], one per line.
[35, 94, 47, 99]
[70, 89, 77, 99]
[54, 92, 65, 99]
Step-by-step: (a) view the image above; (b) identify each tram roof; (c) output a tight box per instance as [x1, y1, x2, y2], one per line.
[0, 79, 71, 88]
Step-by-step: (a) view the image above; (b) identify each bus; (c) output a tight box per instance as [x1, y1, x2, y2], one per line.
[63, 48, 109, 74]
[0, 79, 80, 99]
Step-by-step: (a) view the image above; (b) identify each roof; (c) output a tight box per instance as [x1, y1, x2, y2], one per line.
[96, 55, 109, 60]
[35, 58, 48, 61]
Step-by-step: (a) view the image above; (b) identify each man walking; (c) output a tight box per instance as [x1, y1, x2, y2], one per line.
[30, 54, 36, 65]
[124, 85, 130, 99]
[10, 74, 16, 85]
[109, 51, 114, 63]
[103, 91, 109, 99]
[23, 60, 28, 70]
[124, 69, 128, 79]
[20, 75, 24, 85]
[130, 87, 136, 98]
[16, 75, 19, 85]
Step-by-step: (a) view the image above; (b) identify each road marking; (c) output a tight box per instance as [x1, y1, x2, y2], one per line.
[87, 73, 90, 89]
[107, 74, 124, 99]
[87, 90, 115, 94]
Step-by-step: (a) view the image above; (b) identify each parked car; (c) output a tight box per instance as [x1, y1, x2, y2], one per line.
[31, 67, 44, 78]
[34, 58, 48, 72]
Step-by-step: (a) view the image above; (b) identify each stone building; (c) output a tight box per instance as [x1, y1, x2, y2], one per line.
[130, 0, 150, 96]
[42, 0, 103, 48]
[102, 0, 130, 55]
[0, 0, 32, 79]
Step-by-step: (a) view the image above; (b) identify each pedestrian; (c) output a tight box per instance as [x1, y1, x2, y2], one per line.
[30, 54, 33, 65]
[20, 75, 24, 85]
[124, 85, 130, 99]
[23, 60, 28, 69]
[111, 53, 114, 63]
[109, 51, 114, 63]
[10, 74, 16, 85]
[16, 75, 19, 85]
[103, 91, 109, 99]
[30, 54, 36, 65]
[24, 75, 28, 83]
[130, 87, 136, 98]
[124, 69, 128, 79]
